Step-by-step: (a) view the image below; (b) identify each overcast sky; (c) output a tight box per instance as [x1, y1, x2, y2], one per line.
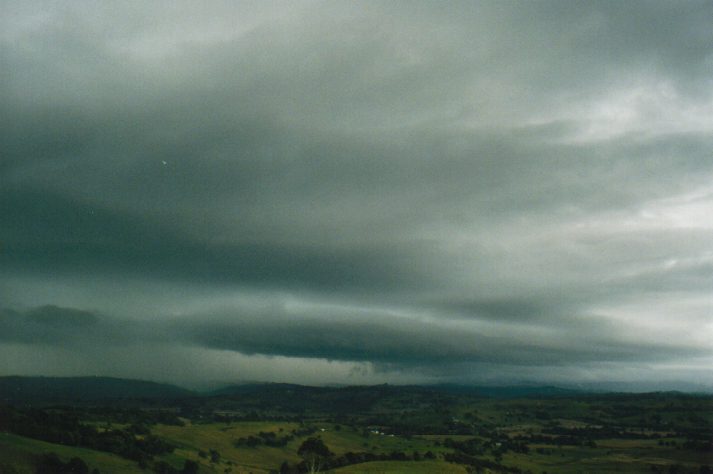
[1, 1, 712, 390]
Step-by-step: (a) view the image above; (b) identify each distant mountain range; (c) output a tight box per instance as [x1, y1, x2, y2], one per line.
[0, 376, 708, 404]
[208, 382, 584, 398]
[0, 376, 194, 402]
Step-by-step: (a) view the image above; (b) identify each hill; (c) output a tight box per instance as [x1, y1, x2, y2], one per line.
[0, 376, 194, 403]
[210, 382, 582, 400]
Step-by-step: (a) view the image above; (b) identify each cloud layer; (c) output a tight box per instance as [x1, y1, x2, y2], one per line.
[1, 1, 712, 389]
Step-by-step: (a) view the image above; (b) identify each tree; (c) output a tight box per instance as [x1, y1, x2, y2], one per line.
[36, 453, 64, 474]
[298, 438, 332, 473]
[65, 458, 90, 474]
[36, 453, 89, 474]
[182, 460, 199, 474]
[0, 464, 20, 474]
[153, 461, 178, 474]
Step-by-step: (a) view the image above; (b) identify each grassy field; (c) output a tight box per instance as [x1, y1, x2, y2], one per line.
[0, 432, 141, 474]
[317, 425, 439, 455]
[153, 421, 302, 473]
[332, 460, 468, 473]
[2, 418, 711, 473]
[152, 421, 449, 473]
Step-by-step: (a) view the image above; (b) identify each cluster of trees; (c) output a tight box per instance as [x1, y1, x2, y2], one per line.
[277, 438, 437, 473]
[440, 435, 531, 468]
[70, 406, 184, 427]
[682, 438, 713, 453]
[444, 436, 529, 457]
[443, 437, 486, 456]
[649, 464, 712, 474]
[212, 411, 301, 423]
[150, 460, 199, 474]
[0, 405, 174, 467]
[442, 452, 523, 474]
[233, 425, 318, 449]
[0, 405, 93, 446]
[35, 452, 199, 474]
[234, 430, 294, 448]
[677, 426, 713, 451]
[35, 453, 94, 474]
[542, 423, 648, 440]
[359, 415, 462, 437]
[512, 433, 596, 448]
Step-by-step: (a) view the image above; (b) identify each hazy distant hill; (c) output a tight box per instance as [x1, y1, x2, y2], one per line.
[208, 382, 325, 397]
[431, 384, 584, 398]
[205, 383, 585, 416]
[5, 376, 700, 407]
[211, 382, 582, 398]
[0, 376, 194, 402]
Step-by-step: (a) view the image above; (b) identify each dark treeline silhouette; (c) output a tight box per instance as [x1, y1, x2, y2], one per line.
[0, 405, 175, 466]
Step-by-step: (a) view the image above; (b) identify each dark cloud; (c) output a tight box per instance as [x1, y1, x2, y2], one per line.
[0, 0, 711, 388]
[3, 303, 707, 381]
[175, 310, 709, 366]
[24, 305, 98, 327]
[0, 188, 441, 292]
[0, 306, 98, 345]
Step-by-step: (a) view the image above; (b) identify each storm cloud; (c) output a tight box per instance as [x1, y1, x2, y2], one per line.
[1, 1, 712, 389]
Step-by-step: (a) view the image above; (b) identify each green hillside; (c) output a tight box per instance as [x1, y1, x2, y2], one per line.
[0, 432, 141, 474]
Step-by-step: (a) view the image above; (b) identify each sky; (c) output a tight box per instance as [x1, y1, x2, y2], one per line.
[1, 1, 712, 391]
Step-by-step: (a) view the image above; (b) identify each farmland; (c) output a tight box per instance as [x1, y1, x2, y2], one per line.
[0, 378, 711, 473]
